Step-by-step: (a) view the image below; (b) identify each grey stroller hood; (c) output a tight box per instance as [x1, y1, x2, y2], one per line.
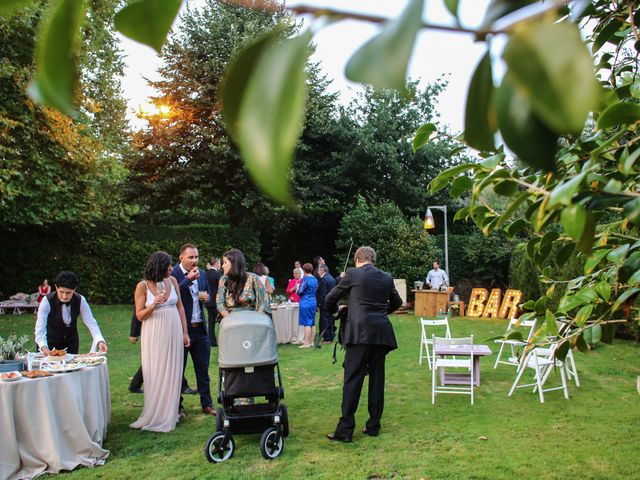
[218, 310, 278, 368]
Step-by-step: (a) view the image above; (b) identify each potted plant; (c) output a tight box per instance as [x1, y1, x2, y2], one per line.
[0, 335, 29, 372]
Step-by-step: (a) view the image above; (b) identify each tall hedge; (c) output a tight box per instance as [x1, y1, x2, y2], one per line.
[0, 223, 260, 303]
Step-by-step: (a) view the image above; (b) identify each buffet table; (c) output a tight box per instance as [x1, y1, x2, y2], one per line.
[0, 363, 111, 480]
[272, 303, 303, 344]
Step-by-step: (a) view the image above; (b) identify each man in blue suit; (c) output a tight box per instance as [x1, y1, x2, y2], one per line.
[172, 243, 215, 416]
[317, 264, 337, 342]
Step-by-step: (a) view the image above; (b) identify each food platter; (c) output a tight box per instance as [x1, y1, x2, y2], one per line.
[20, 370, 53, 379]
[46, 353, 74, 363]
[42, 362, 86, 373]
[0, 371, 22, 382]
[77, 356, 106, 366]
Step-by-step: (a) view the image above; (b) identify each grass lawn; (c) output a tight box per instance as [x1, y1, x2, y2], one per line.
[2, 307, 639, 480]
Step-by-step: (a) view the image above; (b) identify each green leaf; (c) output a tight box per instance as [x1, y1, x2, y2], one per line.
[558, 294, 585, 313]
[584, 324, 602, 346]
[505, 330, 524, 341]
[631, 81, 640, 100]
[429, 163, 478, 193]
[600, 323, 615, 344]
[607, 244, 630, 264]
[412, 123, 436, 152]
[556, 242, 575, 268]
[495, 76, 558, 171]
[521, 300, 536, 311]
[576, 287, 599, 304]
[534, 296, 547, 315]
[493, 180, 518, 196]
[464, 51, 496, 151]
[450, 175, 473, 198]
[526, 236, 540, 259]
[0, 0, 33, 15]
[28, 0, 86, 115]
[555, 340, 571, 362]
[548, 172, 586, 207]
[612, 287, 640, 312]
[594, 281, 611, 301]
[561, 204, 595, 255]
[627, 269, 640, 286]
[114, 0, 181, 53]
[592, 19, 622, 53]
[480, 153, 505, 170]
[495, 191, 529, 228]
[223, 29, 312, 208]
[624, 198, 640, 226]
[444, 0, 460, 19]
[621, 147, 640, 175]
[545, 309, 558, 335]
[503, 21, 600, 134]
[575, 333, 589, 352]
[597, 102, 640, 130]
[482, 0, 538, 27]
[345, 0, 423, 90]
[584, 248, 610, 274]
[574, 304, 594, 326]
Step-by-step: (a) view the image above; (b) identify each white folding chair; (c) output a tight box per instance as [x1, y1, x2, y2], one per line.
[431, 335, 474, 405]
[493, 318, 536, 369]
[419, 318, 452, 369]
[508, 341, 569, 403]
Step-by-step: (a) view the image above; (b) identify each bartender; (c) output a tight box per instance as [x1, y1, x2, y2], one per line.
[425, 260, 448, 290]
[35, 271, 108, 355]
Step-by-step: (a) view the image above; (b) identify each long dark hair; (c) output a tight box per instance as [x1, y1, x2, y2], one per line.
[224, 249, 248, 304]
[144, 251, 172, 282]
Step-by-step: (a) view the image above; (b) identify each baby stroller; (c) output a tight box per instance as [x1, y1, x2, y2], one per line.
[204, 310, 289, 463]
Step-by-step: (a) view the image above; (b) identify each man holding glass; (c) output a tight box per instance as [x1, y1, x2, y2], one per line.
[172, 243, 214, 416]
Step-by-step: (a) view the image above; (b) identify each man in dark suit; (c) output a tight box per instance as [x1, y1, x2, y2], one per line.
[317, 264, 337, 343]
[171, 243, 215, 416]
[325, 246, 403, 442]
[205, 256, 221, 347]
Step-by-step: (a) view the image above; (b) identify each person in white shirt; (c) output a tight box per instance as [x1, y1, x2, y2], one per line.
[426, 261, 449, 290]
[35, 271, 107, 355]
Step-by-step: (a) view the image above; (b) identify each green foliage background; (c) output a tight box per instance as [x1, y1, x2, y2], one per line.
[0, 223, 260, 303]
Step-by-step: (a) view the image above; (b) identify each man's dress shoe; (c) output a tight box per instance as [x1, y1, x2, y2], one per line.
[202, 406, 216, 416]
[362, 427, 379, 437]
[327, 432, 352, 443]
[128, 386, 143, 394]
[182, 387, 198, 395]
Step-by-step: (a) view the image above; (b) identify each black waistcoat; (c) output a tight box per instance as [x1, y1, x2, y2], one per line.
[46, 291, 81, 354]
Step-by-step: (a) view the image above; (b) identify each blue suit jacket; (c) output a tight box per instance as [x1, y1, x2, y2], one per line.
[171, 264, 210, 323]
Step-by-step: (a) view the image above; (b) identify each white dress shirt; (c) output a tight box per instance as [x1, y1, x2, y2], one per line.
[426, 268, 449, 290]
[180, 265, 203, 324]
[35, 295, 105, 351]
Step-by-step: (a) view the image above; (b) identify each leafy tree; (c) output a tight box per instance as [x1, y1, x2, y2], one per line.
[126, 0, 288, 226]
[0, 0, 129, 226]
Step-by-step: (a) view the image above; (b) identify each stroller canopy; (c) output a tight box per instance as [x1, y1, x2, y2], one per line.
[218, 310, 278, 368]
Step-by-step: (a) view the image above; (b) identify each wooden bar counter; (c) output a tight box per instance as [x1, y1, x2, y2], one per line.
[413, 289, 449, 317]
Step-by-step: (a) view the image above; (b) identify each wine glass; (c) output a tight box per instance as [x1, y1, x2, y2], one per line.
[156, 281, 166, 297]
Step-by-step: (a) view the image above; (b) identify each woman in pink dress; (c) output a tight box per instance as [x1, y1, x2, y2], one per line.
[286, 267, 303, 302]
[130, 251, 190, 433]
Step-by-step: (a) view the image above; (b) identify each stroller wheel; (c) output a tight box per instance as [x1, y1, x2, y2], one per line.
[204, 431, 234, 463]
[260, 426, 284, 460]
[280, 404, 289, 437]
[215, 408, 223, 432]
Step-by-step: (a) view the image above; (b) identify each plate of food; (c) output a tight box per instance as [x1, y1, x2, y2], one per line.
[46, 348, 74, 363]
[79, 356, 106, 366]
[0, 371, 22, 382]
[43, 362, 86, 373]
[20, 370, 53, 379]
[75, 351, 107, 358]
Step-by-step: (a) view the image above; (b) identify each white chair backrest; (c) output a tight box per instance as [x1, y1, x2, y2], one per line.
[421, 318, 452, 338]
[432, 335, 473, 347]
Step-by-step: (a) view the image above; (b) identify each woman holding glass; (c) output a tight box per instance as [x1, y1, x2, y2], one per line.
[130, 251, 190, 433]
[217, 249, 271, 318]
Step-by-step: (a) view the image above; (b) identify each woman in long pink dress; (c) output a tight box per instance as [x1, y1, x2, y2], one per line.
[286, 267, 303, 302]
[130, 251, 190, 433]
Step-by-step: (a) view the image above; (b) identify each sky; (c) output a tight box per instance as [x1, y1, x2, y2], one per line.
[118, 0, 492, 131]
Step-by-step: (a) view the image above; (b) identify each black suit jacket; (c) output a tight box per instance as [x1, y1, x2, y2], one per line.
[317, 273, 336, 308]
[325, 263, 402, 351]
[205, 268, 221, 312]
[171, 264, 210, 323]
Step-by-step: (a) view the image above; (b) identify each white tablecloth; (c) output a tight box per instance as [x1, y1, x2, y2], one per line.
[0, 363, 111, 480]
[272, 304, 304, 344]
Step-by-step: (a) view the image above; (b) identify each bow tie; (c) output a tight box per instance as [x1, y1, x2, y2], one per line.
[61, 301, 71, 307]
